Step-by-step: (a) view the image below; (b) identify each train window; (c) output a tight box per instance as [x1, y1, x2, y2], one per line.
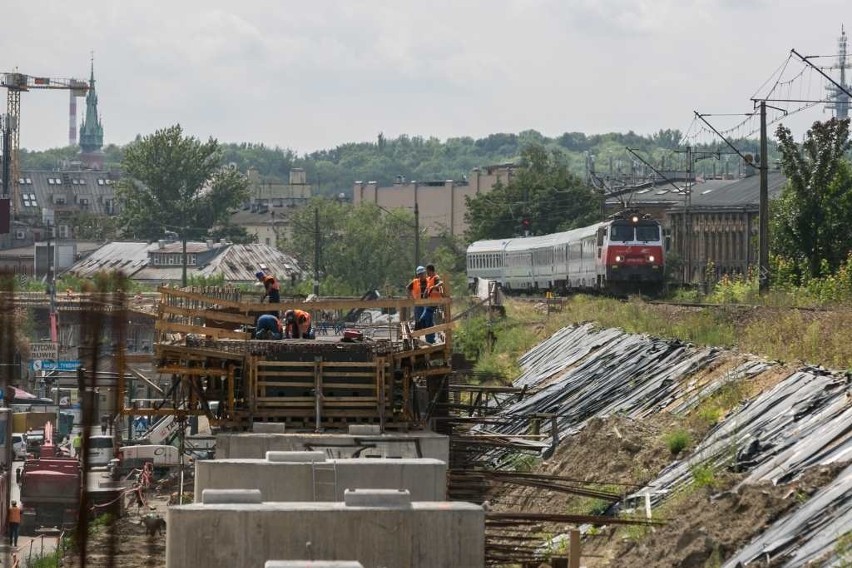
[636, 225, 660, 242]
[597, 228, 605, 246]
[610, 225, 634, 242]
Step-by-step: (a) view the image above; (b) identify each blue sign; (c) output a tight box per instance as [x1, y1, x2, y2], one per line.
[29, 360, 81, 372]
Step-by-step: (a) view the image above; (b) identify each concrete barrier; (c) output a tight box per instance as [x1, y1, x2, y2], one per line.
[343, 489, 411, 508]
[194, 458, 446, 501]
[216, 431, 449, 463]
[201, 489, 263, 504]
[167, 500, 484, 567]
[265, 563, 363, 568]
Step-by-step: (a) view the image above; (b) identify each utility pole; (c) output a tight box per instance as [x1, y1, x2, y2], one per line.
[414, 201, 420, 267]
[313, 207, 320, 296]
[46, 221, 57, 343]
[0, 115, 10, 234]
[759, 101, 769, 292]
[684, 145, 692, 285]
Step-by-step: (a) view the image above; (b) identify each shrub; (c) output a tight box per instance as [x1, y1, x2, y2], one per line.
[664, 429, 691, 456]
[690, 464, 717, 488]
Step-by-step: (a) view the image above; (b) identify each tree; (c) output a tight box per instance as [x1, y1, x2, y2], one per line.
[774, 118, 852, 279]
[464, 144, 602, 241]
[283, 199, 421, 295]
[117, 125, 249, 241]
[117, 124, 249, 284]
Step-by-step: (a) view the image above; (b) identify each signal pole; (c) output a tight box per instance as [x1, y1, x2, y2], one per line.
[758, 101, 769, 291]
[314, 207, 320, 296]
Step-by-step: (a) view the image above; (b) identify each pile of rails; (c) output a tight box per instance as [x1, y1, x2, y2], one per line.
[127, 286, 453, 431]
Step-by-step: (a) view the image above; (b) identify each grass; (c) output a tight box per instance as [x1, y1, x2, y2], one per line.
[456, 294, 851, 376]
[663, 429, 691, 456]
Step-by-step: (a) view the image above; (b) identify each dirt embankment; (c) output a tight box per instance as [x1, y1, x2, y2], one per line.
[490, 412, 845, 568]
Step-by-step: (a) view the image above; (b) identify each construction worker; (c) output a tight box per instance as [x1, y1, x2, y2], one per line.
[254, 314, 283, 340]
[425, 264, 445, 298]
[256, 271, 281, 303]
[8, 500, 20, 547]
[283, 309, 314, 339]
[72, 431, 82, 458]
[407, 266, 435, 343]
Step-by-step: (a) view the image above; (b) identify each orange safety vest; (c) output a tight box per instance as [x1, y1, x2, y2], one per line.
[409, 277, 429, 299]
[8, 506, 21, 524]
[427, 275, 443, 298]
[287, 309, 312, 335]
[262, 275, 280, 291]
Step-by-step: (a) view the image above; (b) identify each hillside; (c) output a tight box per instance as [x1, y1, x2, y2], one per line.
[20, 128, 769, 197]
[465, 303, 852, 566]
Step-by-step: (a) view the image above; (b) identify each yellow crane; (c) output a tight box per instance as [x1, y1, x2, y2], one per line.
[1, 72, 88, 215]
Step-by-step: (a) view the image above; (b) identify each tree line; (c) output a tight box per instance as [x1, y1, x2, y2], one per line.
[19, 121, 852, 294]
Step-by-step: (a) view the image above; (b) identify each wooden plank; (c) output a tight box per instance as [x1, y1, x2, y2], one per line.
[257, 361, 316, 368]
[256, 370, 316, 378]
[257, 382, 376, 390]
[159, 303, 255, 325]
[156, 366, 232, 376]
[157, 287, 248, 310]
[408, 322, 454, 338]
[155, 320, 249, 340]
[157, 287, 450, 313]
[416, 367, 452, 377]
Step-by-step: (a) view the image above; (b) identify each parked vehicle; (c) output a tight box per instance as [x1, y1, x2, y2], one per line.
[12, 433, 27, 460]
[87, 435, 115, 467]
[109, 444, 179, 480]
[19, 424, 81, 534]
[25, 431, 44, 458]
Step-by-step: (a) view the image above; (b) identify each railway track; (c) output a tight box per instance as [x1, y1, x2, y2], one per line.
[504, 294, 838, 312]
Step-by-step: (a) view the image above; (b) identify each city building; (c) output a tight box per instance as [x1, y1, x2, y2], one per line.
[352, 164, 515, 237]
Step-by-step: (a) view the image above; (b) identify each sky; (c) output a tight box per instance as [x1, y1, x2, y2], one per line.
[1, 1, 849, 154]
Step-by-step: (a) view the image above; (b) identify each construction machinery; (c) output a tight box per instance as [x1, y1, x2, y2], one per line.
[19, 422, 81, 534]
[0, 71, 88, 220]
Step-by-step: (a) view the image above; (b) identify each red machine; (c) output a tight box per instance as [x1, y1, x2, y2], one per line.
[19, 422, 81, 534]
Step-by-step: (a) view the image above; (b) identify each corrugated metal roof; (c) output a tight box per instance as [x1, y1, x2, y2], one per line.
[608, 172, 787, 210]
[197, 243, 304, 282]
[65, 241, 305, 283]
[65, 241, 150, 278]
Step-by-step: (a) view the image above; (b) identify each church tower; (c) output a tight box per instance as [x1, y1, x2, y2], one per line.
[79, 58, 104, 170]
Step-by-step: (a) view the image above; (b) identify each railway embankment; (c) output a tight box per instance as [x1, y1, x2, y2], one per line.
[462, 299, 851, 566]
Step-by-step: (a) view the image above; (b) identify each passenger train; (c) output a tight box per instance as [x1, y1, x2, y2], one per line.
[466, 212, 665, 295]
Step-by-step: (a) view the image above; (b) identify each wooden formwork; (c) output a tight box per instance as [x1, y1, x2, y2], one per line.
[123, 286, 453, 431]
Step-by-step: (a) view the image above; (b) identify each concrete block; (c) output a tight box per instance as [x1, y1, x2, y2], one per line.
[265, 563, 363, 568]
[253, 423, 287, 433]
[167, 501, 485, 568]
[217, 431, 449, 462]
[195, 458, 447, 501]
[201, 489, 263, 504]
[266, 451, 326, 463]
[343, 489, 411, 508]
[347, 425, 381, 435]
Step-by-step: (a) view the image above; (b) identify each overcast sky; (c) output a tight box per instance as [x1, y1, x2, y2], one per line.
[2, 1, 849, 154]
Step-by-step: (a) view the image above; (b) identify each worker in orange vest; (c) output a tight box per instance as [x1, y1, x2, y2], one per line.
[8, 500, 21, 547]
[425, 264, 444, 298]
[406, 266, 435, 343]
[256, 271, 280, 303]
[283, 309, 314, 339]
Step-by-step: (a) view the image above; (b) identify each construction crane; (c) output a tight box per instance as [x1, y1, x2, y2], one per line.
[1, 72, 88, 216]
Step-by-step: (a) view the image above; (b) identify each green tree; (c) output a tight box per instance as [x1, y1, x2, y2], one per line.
[774, 118, 852, 279]
[116, 124, 249, 284]
[66, 211, 120, 241]
[284, 199, 420, 295]
[464, 144, 602, 241]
